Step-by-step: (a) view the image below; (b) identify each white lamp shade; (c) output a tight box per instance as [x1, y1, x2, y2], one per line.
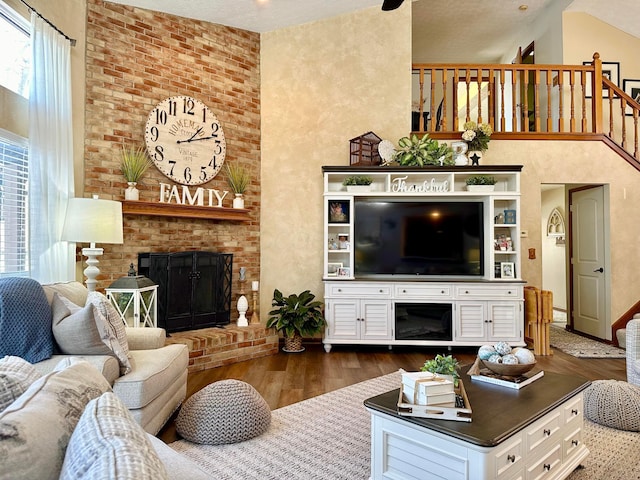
[62, 197, 124, 244]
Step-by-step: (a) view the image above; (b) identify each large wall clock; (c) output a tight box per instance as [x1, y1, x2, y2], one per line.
[145, 95, 226, 186]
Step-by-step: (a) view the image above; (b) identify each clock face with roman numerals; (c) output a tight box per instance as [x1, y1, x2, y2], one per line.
[145, 96, 226, 186]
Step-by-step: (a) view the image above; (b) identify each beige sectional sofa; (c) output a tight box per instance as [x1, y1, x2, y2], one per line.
[38, 281, 189, 435]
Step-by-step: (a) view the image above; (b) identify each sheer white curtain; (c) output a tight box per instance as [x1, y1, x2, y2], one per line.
[28, 12, 75, 283]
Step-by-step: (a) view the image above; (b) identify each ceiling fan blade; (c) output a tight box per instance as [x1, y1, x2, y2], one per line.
[381, 0, 405, 11]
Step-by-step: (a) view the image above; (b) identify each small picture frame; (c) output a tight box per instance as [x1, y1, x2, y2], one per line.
[500, 262, 515, 279]
[328, 200, 350, 224]
[623, 79, 640, 116]
[503, 209, 516, 224]
[338, 233, 350, 250]
[327, 262, 343, 277]
[337, 267, 351, 277]
[583, 61, 620, 98]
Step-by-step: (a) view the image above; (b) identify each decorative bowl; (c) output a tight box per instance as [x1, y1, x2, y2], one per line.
[480, 359, 536, 377]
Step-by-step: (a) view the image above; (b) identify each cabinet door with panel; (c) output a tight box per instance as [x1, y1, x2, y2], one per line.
[487, 302, 522, 342]
[455, 301, 522, 343]
[324, 298, 392, 349]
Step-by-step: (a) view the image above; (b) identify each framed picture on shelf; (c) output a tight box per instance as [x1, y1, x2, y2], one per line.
[327, 262, 342, 277]
[337, 267, 351, 277]
[501, 262, 515, 279]
[582, 61, 620, 98]
[338, 233, 350, 250]
[328, 200, 350, 224]
[623, 79, 640, 116]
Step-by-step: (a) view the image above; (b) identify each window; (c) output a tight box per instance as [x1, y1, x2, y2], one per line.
[0, 0, 30, 97]
[0, 130, 28, 275]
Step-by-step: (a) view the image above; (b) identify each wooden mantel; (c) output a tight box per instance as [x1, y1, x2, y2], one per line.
[122, 200, 251, 221]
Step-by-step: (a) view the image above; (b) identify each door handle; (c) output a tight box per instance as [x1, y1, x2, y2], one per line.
[593, 267, 604, 273]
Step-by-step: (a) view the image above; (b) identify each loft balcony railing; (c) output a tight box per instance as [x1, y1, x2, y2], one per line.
[412, 53, 640, 167]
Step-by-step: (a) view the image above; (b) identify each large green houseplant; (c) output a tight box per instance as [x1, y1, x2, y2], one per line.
[393, 134, 453, 167]
[267, 289, 325, 352]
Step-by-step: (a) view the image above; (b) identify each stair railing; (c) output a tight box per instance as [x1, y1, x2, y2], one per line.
[412, 52, 640, 165]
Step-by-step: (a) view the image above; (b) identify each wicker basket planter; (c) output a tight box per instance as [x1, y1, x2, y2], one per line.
[283, 333, 304, 353]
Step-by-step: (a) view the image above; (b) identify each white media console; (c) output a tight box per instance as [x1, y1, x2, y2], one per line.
[322, 166, 524, 352]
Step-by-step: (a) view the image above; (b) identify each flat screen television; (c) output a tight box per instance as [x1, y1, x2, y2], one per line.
[354, 199, 484, 278]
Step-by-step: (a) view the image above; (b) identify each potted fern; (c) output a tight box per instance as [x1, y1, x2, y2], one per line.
[267, 289, 325, 352]
[120, 145, 152, 201]
[225, 163, 250, 208]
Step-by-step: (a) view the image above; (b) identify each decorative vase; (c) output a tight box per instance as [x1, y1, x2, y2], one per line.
[125, 182, 139, 201]
[283, 333, 305, 353]
[467, 150, 483, 165]
[233, 193, 245, 209]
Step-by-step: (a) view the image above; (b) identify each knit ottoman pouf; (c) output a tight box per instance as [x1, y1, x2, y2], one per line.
[583, 379, 640, 431]
[176, 379, 271, 445]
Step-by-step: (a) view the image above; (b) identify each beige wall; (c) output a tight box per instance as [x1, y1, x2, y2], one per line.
[487, 139, 639, 325]
[260, 4, 412, 313]
[563, 11, 640, 79]
[541, 186, 567, 311]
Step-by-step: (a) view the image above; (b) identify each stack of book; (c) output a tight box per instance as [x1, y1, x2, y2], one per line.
[470, 367, 544, 390]
[401, 371, 455, 406]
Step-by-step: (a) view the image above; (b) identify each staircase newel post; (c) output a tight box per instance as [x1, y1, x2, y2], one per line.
[592, 52, 603, 134]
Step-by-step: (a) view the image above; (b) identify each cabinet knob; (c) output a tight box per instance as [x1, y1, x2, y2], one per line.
[571, 409, 579, 415]
[379, 289, 384, 293]
[441, 290, 445, 294]
[338, 289, 342, 292]
[402, 289, 407, 293]
[507, 454, 516, 463]
[572, 439, 579, 446]
[544, 464, 551, 471]
[508, 291, 512, 294]
[543, 429, 551, 436]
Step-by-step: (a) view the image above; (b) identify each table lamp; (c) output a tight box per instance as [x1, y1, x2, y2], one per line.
[61, 195, 124, 292]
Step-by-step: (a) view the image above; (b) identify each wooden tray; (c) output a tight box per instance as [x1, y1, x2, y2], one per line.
[397, 379, 473, 422]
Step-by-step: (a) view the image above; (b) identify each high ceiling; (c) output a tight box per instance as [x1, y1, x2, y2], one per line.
[106, 0, 638, 63]
[105, 0, 384, 33]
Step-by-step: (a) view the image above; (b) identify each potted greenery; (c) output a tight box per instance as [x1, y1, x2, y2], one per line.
[120, 145, 152, 201]
[343, 175, 373, 192]
[420, 354, 460, 386]
[267, 289, 325, 352]
[392, 133, 453, 167]
[465, 174, 497, 192]
[225, 163, 250, 208]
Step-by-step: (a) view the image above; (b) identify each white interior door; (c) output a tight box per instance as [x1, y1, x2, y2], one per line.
[571, 186, 608, 338]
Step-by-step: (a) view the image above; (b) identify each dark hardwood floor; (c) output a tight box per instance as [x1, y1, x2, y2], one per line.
[157, 341, 627, 443]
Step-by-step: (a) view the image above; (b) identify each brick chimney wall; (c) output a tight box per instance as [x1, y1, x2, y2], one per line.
[84, 0, 260, 303]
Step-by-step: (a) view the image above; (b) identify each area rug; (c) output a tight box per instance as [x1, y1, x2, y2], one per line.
[550, 324, 626, 358]
[170, 372, 639, 480]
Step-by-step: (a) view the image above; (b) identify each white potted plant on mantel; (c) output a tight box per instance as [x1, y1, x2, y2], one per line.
[225, 163, 250, 209]
[120, 145, 152, 201]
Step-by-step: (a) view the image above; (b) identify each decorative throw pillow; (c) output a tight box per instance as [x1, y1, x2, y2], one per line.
[175, 379, 271, 445]
[51, 293, 131, 375]
[86, 291, 130, 360]
[0, 359, 111, 480]
[60, 392, 169, 480]
[0, 277, 54, 363]
[0, 355, 42, 412]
